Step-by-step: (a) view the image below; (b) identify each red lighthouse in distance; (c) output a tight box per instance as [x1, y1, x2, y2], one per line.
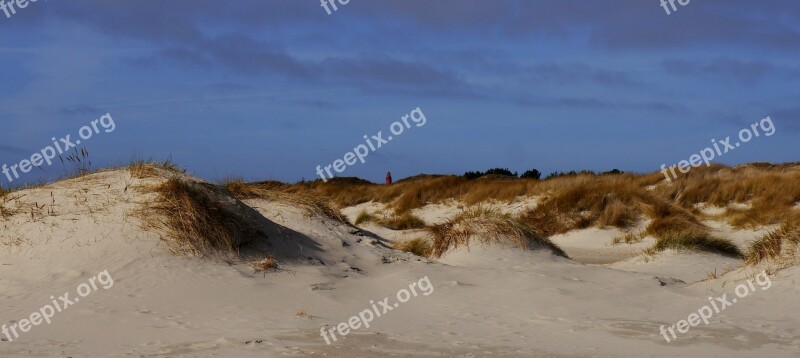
[385, 171, 393, 185]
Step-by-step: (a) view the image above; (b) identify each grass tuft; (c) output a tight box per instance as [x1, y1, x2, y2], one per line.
[392, 237, 433, 257]
[648, 230, 743, 258]
[140, 177, 263, 256]
[354, 210, 378, 225]
[252, 256, 279, 272]
[380, 213, 427, 230]
[426, 207, 567, 258]
[745, 219, 800, 266]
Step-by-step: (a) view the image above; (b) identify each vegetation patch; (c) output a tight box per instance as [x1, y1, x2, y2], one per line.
[745, 220, 800, 267]
[647, 231, 742, 258]
[380, 213, 427, 230]
[392, 237, 433, 257]
[140, 177, 263, 256]
[427, 208, 567, 258]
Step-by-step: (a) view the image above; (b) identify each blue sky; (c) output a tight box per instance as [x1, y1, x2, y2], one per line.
[0, 0, 798, 184]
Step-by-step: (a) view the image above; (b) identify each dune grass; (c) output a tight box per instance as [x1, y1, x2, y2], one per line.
[354, 210, 378, 225]
[128, 159, 184, 179]
[426, 208, 567, 258]
[655, 164, 800, 228]
[745, 219, 800, 266]
[380, 213, 427, 230]
[140, 177, 263, 256]
[612, 231, 646, 245]
[277, 163, 800, 232]
[519, 175, 670, 236]
[392, 237, 433, 257]
[647, 230, 743, 258]
[222, 179, 348, 225]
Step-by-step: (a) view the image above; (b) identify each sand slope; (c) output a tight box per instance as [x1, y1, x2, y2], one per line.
[1, 170, 799, 357]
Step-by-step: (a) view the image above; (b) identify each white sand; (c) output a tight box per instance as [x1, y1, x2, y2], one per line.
[1, 170, 799, 357]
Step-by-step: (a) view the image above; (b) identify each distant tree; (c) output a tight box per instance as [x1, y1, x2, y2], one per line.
[520, 169, 542, 180]
[602, 169, 623, 175]
[463, 170, 485, 179]
[545, 170, 597, 179]
[485, 168, 517, 177]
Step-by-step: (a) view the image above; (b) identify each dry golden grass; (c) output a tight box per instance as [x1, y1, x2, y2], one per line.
[223, 179, 347, 225]
[354, 210, 378, 225]
[282, 176, 541, 214]
[612, 231, 646, 245]
[646, 230, 743, 258]
[519, 174, 661, 235]
[745, 219, 800, 266]
[139, 177, 263, 256]
[129, 159, 183, 179]
[252, 256, 279, 272]
[214, 163, 799, 244]
[380, 213, 427, 230]
[655, 164, 800, 227]
[426, 207, 567, 258]
[392, 237, 433, 257]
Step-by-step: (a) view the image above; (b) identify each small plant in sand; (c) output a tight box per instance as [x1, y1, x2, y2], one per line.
[296, 310, 313, 319]
[426, 207, 567, 258]
[252, 256, 279, 272]
[392, 237, 433, 257]
[612, 231, 646, 245]
[59, 147, 92, 177]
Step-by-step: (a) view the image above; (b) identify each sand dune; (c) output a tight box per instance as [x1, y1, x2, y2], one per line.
[1, 168, 799, 357]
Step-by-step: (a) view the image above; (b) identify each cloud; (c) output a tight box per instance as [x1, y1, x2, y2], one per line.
[515, 96, 685, 114]
[59, 105, 102, 116]
[0, 144, 29, 155]
[525, 62, 642, 87]
[662, 58, 792, 85]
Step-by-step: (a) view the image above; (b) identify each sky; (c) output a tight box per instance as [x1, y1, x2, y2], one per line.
[0, 0, 798, 185]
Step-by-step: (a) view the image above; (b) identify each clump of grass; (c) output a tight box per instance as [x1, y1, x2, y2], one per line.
[129, 158, 183, 179]
[222, 178, 259, 199]
[60, 147, 92, 178]
[380, 213, 427, 230]
[612, 231, 646, 245]
[252, 256, 279, 272]
[129, 161, 158, 179]
[392, 238, 433, 257]
[140, 177, 263, 256]
[426, 208, 567, 258]
[354, 210, 378, 225]
[648, 230, 743, 258]
[745, 220, 800, 266]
